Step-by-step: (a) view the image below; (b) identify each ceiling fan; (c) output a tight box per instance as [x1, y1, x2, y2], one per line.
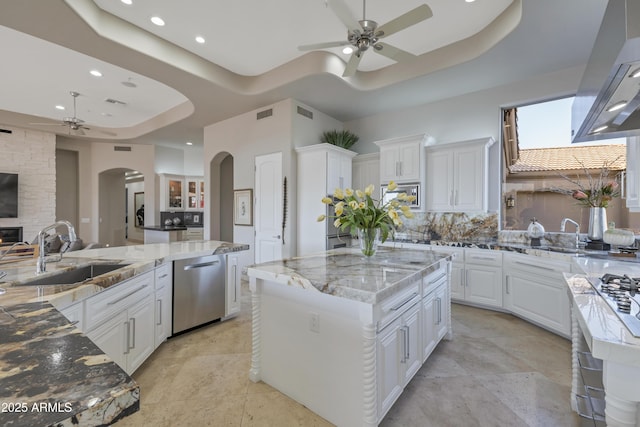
[31, 91, 90, 135]
[298, 0, 433, 77]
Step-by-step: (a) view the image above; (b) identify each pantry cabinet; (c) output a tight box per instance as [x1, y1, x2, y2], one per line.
[425, 137, 495, 212]
[375, 134, 428, 184]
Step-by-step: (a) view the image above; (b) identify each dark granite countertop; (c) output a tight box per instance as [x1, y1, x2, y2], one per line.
[0, 240, 249, 426]
[140, 225, 187, 231]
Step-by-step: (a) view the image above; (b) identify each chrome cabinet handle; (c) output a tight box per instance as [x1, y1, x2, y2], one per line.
[130, 317, 136, 350]
[506, 277, 510, 294]
[469, 255, 496, 261]
[107, 285, 148, 306]
[390, 293, 418, 311]
[514, 260, 557, 271]
[123, 321, 130, 355]
[272, 235, 281, 239]
[400, 326, 408, 363]
[156, 299, 162, 326]
[428, 272, 447, 285]
[183, 260, 219, 270]
[404, 326, 410, 360]
[233, 264, 238, 303]
[158, 273, 168, 279]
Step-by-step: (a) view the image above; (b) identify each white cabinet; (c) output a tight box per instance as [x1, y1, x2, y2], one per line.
[183, 227, 204, 241]
[296, 143, 357, 256]
[375, 134, 428, 184]
[185, 177, 205, 210]
[154, 263, 172, 348]
[377, 300, 421, 418]
[425, 137, 495, 212]
[626, 136, 640, 211]
[428, 246, 465, 300]
[441, 248, 502, 308]
[226, 253, 241, 316]
[85, 270, 156, 374]
[503, 252, 572, 337]
[422, 267, 448, 362]
[59, 301, 84, 331]
[352, 152, 380, 192]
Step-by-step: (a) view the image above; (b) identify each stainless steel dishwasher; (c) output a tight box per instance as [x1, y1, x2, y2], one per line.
[173, 254, 226, 335]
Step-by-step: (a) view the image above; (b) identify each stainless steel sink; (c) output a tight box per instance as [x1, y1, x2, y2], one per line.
[18, 264, 129, 286]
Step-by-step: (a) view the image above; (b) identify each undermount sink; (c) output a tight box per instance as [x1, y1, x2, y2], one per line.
[18, 264, 129, 286]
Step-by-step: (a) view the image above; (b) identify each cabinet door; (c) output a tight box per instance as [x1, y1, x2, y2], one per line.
[453, 145, 484, 211]
[465, 265, 502, 307]
[60, 302, 84, 332]
[154, 285, 172, 349]
[397, 142, 420, 182]
[422, 292, 437, 362]
[127, 293, 155, 374]
[226, 254, 241, 316]
[401, 303, 422, 385]
[186, 179, 198, 209]
[86, 311, 129, 372]
[377, 318, 403, 419]
[434, 284, 449, 341]
[506, 273, 571, 336]
[168, 178, 183, 209]
[449, 263, 465, 301]
[426, 149, 453, 211]
[352, 156, 380, 192]
[379, 145, 400, 183]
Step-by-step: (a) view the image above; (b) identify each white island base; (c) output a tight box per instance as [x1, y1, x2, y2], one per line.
[248, 248, 452, 426]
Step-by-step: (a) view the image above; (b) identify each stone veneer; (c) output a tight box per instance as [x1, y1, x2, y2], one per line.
[0, 126, 56, 241]
[395, 211, 499, 242]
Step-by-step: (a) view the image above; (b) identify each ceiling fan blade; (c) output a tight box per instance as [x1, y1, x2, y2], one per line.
[29, 122, 65, 126]
[298, 40, 350, 51]
[327, 0, 360, 32]
[376, 4, 433, 38]
[374, 42, 417, 62]
[342, 51, 363, 77]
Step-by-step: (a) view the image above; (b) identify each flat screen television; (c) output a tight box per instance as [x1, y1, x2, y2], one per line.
[0, 173, 18, 218]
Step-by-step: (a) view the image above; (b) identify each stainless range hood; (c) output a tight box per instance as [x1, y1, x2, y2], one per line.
[572, 0, 640, 143]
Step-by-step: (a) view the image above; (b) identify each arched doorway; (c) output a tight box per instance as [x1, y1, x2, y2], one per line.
[98, 168, 144, 246]
[209, 152, 234, 241]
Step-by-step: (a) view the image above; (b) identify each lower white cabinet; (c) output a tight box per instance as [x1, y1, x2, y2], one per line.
[183, 227, 204, 241]
[503, 252, 572, 337]
[59, 301, 84, 331]
[377, 301, 421, 419]
[226, 254, 240, 316]
[154, 263, 173, 348]
[85, 270, 156, 375]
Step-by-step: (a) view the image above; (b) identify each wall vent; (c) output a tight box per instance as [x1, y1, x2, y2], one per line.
[297, 106, 313, 120]
[105, 98, 127, 105]
[114, 146, 132, 152]
[257, 108, 273, 120]
[0, 128, 12, 134]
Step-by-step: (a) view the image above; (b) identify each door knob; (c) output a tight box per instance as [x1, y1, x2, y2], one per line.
[273, 235, 281, 239]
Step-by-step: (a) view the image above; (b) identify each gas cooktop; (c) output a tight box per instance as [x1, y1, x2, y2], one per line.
[590, 274, 640, 337]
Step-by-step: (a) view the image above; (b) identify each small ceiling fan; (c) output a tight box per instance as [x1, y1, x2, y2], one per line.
[31, 91, 91, 135]
[298, 0, 433, 77]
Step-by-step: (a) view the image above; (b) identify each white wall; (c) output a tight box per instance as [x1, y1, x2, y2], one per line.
[0, 126, 56, 241]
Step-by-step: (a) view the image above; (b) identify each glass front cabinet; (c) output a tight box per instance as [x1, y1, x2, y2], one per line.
[186, 178, 205, 210]
[160, 174, 205, 211]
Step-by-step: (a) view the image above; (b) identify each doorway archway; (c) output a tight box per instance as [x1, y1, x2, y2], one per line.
[98, 168, 144, 246]
[209, 152, 234, 241]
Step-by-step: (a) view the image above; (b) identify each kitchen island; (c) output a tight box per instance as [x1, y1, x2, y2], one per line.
[247, 247, 452, 426]
[0, 240, 248, 427]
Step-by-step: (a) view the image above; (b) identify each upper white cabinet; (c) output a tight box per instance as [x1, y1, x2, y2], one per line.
[626, 136, 640, 211]
[425, 137, 495, 212]
[296, 143, 357, 255]
[159, 174, 205, 211]
[352, 153, 380, 192]
[375, 134, 429, 184]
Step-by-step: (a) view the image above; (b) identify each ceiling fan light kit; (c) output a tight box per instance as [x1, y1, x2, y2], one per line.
[299, 0, 433, 77]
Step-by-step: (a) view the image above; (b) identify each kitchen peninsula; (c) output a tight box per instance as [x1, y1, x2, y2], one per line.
[0, 240, 248, 427]
[247, 247, 452, 426]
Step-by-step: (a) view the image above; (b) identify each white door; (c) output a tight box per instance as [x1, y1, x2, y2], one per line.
[255, 152, 283, 263]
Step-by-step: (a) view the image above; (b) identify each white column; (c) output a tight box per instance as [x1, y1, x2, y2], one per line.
[249, 277, 262, 383]
[362, 322, 377, 427]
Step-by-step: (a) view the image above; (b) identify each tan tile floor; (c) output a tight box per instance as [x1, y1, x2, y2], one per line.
[117, 282, 581, 426]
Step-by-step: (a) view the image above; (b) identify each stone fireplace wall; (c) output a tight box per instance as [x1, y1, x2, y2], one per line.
[0, 126, 56, 241]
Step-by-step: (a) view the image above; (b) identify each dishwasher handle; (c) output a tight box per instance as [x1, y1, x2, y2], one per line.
[183, 260, 220, 270]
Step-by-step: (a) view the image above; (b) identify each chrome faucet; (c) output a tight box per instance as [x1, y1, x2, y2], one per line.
[560, 218, 580, 248]
[0, 241, 31, 263]
[36, 220, 77, 274]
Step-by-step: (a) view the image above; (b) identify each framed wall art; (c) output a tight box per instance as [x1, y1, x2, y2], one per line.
[234, 189, 253, 226]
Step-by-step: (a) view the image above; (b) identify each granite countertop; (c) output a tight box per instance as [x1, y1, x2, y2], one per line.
[247, 247, 451, 304]
[566, 257, 640, 366]
[0, 240, 249, 426]
[140, 225, 187, 231]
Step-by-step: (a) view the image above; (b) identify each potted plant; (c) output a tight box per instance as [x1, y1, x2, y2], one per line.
[320, 129, 359, 150]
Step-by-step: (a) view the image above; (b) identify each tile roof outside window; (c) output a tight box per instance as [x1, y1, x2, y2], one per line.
[509, 144, 626, 173]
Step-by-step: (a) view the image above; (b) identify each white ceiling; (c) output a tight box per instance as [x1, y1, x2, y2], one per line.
[0, 0, 608, 148]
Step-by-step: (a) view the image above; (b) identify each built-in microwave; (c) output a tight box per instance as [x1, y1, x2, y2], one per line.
[381, 183, 420, 208]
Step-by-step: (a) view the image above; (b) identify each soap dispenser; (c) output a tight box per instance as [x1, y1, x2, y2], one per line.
[527, 218, 545, 247]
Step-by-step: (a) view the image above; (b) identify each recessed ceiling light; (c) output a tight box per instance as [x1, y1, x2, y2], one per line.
[186, 141, 193, 146]
[151, 16, 165, 26]
[195, 36, 205, 44]
[55, 105, 65, 110]
[342, 46, 354, 54]
[607, 101, 628, 112]
[591, 125, 609, 134]
[465, 0, 476, 3]
[121, 0, 132, 4]
[631, 68, 640, 78]
[89, 69, 102, 77]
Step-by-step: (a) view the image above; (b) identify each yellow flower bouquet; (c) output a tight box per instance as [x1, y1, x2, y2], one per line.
[317, 181, 415, 256]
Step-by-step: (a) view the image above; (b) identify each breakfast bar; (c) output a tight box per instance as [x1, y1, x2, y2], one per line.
[247, 247, 452, 426]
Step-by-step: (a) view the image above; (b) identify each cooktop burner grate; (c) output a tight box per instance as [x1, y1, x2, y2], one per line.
[590, 274, 640, 337]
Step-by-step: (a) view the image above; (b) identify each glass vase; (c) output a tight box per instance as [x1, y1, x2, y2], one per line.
[358, 228, 380, 257]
